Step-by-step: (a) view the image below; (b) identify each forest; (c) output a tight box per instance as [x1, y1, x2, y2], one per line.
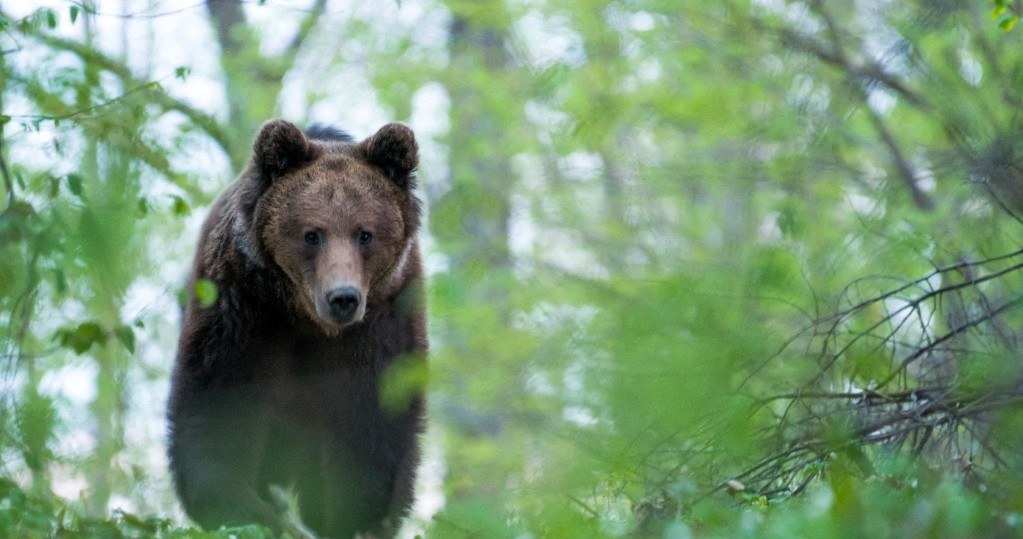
[1, 0, 1023, 537]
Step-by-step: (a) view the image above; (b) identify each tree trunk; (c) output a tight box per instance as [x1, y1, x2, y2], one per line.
[205, 0, 328, 167]
[435, 7, 514, 301]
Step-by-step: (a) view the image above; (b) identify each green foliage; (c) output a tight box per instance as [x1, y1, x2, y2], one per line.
[993, 0, 1020, 30]
[15, 389, 56, 474]
[380, 355, 430, 415]
[682, 469, 1017, 539]
[0, 477, 273, 539]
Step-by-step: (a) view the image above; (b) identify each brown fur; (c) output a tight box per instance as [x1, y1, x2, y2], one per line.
[167, 120, 426, 538]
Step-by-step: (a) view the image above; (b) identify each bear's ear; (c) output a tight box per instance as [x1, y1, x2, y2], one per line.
[361, 123, 418, 189]
[252, 120, 314, 184]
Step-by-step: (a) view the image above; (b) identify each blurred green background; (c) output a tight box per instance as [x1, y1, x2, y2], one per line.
[2, 1, 1023, 537]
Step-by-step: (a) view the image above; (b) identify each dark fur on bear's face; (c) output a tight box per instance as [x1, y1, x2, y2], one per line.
[167, 120, 426, 539]
[249, 121, 420, 336]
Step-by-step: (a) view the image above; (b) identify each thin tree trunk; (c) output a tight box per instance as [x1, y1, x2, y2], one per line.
[438, 9, 514, 301]
[205, 0, 328, 166]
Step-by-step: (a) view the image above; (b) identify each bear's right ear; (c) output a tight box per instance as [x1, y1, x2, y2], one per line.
[252, 120, 315, 185]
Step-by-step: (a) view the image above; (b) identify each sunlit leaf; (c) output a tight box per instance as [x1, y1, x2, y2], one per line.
[380, 355, 429, 415]
[195, 279, 218, 308]
[114, 325, 136, 354]
[997, 13, 1018, 30]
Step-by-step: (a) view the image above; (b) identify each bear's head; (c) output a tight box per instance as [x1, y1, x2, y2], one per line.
[240, 120, 421, 335]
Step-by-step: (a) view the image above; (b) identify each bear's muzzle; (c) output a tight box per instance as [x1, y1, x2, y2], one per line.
[325, 285, 362, 325]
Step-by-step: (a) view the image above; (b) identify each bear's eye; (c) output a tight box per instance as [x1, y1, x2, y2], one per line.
[357, 230, 373, 246]
[304, 230, 322, 247]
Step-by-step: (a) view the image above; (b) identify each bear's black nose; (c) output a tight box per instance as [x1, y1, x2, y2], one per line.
[326, 286, 361, 323]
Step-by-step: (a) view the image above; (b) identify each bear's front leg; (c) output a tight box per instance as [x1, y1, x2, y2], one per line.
[168, 388, 282, 533]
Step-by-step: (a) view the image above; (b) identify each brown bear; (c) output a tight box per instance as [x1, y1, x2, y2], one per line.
[167, 120, 426, 539]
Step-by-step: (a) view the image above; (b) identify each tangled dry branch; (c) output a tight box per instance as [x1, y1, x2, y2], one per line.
[733, 248, 1023, 497]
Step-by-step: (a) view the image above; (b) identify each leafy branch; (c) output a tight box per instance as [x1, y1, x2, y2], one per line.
[7, 79, 161, 124]
[9, 17, 232, 157]
[755, 5, 936, 211]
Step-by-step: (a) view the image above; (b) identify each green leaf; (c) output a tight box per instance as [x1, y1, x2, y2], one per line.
[69, 5, 80, 24]
[114, 325, 136, 354]
[137, 197, 149, 215]
[195, 279, 218, 308]
[66, 173, 84, 197]
[175, 288, 188, 308]
[52, 268, 68, 295]
[45, 8, 57, 29]
[174, 66, 192, 81]
[997, 13, 1018, 30]
[171, 195, 190, 216]
[57, 321, 106, 355]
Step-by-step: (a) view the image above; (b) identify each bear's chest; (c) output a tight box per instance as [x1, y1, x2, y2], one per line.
[254, 333, 384, 427]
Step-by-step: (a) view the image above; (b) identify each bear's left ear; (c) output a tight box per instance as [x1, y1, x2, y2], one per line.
[253, 120, 315, 185]
[362, 123, 418, 189]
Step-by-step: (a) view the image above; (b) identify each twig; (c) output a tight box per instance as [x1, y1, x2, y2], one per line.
[8, 80, 160, 122]
[0, 127, 13, 213]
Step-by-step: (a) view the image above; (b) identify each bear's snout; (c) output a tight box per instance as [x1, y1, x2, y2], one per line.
[326, 285, 361, 324]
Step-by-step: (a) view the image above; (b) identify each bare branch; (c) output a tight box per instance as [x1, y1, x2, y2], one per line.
[91, 1, 207, 20]
[861, 101, 935, 210]
[765, 22, 930, 111]
[643, 246, 1023, 510]
[11, 78, 161, 122]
